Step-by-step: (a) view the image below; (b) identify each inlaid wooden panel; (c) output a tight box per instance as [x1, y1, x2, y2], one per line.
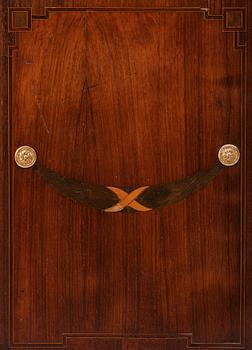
[0, 1, 251, 350]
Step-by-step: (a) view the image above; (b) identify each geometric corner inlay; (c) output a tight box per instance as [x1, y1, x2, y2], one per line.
[223, 8, 246, 32]
[8, 7, 32, 32]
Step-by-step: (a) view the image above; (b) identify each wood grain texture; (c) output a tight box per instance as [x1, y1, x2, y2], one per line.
[0, 1, 9, 348]
[245, 2, 252, 350]
[0, 0, 251, 349]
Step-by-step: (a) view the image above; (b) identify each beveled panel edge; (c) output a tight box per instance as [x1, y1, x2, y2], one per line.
[8, 333, 246, 350]
[30, 0, 209, 17]
[0, 1, 10, 347]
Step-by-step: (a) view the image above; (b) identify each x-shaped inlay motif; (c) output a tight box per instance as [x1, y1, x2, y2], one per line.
[105, 186, 151, 212]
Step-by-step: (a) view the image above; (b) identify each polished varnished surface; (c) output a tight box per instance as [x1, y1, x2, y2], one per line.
[0, 0, 251, 349]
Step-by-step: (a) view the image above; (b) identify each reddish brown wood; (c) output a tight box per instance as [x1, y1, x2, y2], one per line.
[0, 1, 9, 348]
[246, 2, 252, 350]
[0, 0, 251, 349]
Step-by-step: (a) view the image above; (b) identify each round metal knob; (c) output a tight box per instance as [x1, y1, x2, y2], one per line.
[14, 146, 37, 168]
[218, 144, 240, 166]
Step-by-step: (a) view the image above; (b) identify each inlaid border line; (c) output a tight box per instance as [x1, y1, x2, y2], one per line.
[7, 6, 246, 349]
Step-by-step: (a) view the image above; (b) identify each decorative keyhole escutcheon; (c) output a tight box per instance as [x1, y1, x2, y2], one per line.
[14, 146, 37, 168]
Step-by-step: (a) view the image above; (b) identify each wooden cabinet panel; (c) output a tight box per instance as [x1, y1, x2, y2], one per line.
[0, 0, 251, 349]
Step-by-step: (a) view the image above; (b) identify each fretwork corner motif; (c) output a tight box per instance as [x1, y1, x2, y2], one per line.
[204, 2, 247, 49]
[8, 7, 32, 32]
[223, 8, 246, 32]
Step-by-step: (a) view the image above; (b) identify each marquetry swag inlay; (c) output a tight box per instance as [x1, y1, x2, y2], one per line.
[28, 163, 225, 212]
[12, 143, 239, 212]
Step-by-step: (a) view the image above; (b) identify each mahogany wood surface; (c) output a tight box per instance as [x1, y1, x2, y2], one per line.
[0, 0, 251, 349]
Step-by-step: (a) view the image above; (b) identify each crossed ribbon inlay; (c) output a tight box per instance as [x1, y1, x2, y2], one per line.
[33, 164, 223, 212]
[105, 186, 152, 212]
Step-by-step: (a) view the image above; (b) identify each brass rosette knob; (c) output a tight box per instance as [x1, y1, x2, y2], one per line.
[218, 144, 240, 167]
[15, 146, 37, 168]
